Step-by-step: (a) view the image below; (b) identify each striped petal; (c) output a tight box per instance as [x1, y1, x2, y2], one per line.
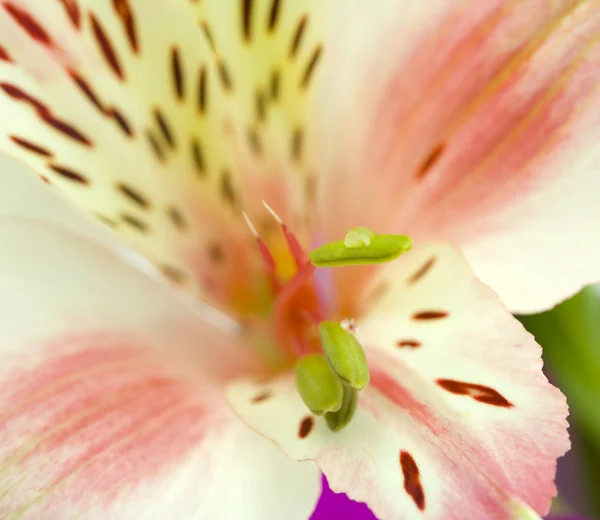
[0, 152, 119, 245]
[317, 0, 600, 313]
[0, 217, 320, 519]
[0, 0, 317, 313]
[192, 0, 324, 222]
[228, 243, 569, 519]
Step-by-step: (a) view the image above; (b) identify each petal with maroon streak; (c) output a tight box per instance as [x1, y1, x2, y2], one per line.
[228, 243, 569, 519]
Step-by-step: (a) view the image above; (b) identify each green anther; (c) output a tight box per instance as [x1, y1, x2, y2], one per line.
[318, 321, 370, 391]
[295, 353, 344, 415]
[309, 227, 412, 267]
[325, 385, 358, 432]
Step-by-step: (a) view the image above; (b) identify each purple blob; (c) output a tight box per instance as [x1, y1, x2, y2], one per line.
[311, 474, 377, 519]
[312, 474, 592, 520]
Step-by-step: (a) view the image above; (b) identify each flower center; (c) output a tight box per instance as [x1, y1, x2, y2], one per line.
[244, 202, 413, 432]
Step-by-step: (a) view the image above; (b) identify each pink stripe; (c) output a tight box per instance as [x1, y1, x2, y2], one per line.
[0, 332, 213, 517]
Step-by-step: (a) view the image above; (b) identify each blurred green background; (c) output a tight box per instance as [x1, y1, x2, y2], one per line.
[520, 286, 600, 519]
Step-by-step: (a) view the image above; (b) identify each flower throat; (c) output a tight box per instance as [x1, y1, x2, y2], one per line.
[245, 202, 412, 431]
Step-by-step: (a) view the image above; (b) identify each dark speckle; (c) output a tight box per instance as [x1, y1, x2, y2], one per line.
[412, 311, 448, 321]
[400, 451, 425, 511]
[416, 143, 445, 179]
[251, 391, 271, 404]
[298, 416, 314, 439]
[407, 256, 436, 285]
[397, 340, 421, 348]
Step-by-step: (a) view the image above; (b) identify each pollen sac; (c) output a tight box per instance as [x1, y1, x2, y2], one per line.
[325, 385, 358, 432]
[309, 227, 412, 267]
[295, 353, 344, 415]
[318, 321, 370, 391]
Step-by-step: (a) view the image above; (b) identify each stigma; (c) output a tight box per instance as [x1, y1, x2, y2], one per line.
[244, 202, 412, 432]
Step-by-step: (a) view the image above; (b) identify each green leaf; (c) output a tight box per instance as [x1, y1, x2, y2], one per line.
[519, 286, 600, 515]
[519, 287, 600, 446]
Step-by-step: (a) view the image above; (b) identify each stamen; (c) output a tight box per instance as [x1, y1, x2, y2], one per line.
[319, 321, 370, 391]
[295, 353, 343, 415]
[262, 200, 307, 267]
[324, 385, 358, 432]
[310, 227, 413, 267]
[243, 211, 279, 291]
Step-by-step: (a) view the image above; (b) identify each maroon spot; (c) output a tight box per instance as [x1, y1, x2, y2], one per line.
[40, 175, 51, 184]
[69, 71, 134, 137]
[113, 0, 138, 53]
[200, 21, 215, 51]
[300, 44, 322, 90]
[146, 130, 165, 162]
[153, 108, 175, 148]
[43, 115, 91, 145]
[1, 82, 91, 145]
[3, 2, 53, 46]
[167, 206, 187, 231]
[247, 127, 262, 156]
[160, 264, 186, 284]
[171, 46, 185, 100]
[417, 143, 445, 179]
[1, 82, 48, 112]
[10, 135, 53, 157]
[191, 138, 205, 175]
[120, 213, 148, 233]
[69, 70, 103, 110]
[95, 213, 118, 228]
[412, 311, 448, 320]
[255, 89, 266, 122]
[242, 0, 254, 41]
[90, 13, 124, 80]
[400, 451, 425, 511]
[0, 45, 12, 62]
[291, 126, 303, 162]
[197, 66, 207, 114]
[290, 15, 307, 59]
[207, 242, 225, 263]
[251, 391, 271, 404]
[58, 0, 81, 29]
[298, 416, 313, 439]
[49, 164, 89, 184]
[270, 68, 280, 100]
[110, 108, 133, 136]
[397, 339, 421, 348]
[436, 379, 513, 408]
[217, 61, 233, 92]
[407, 256, 436, 285]
[268, 0, 280, 31]
[116, 182, 150, 209]
[220, 169, 236, 208]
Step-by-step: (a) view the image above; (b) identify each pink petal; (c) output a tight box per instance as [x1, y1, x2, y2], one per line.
[228, 243, 569, 519]
[0, 218, 321, 518]
[317, 0, 600, 313]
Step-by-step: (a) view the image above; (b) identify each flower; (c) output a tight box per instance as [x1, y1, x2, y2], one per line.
[0, 0, 592, 518]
